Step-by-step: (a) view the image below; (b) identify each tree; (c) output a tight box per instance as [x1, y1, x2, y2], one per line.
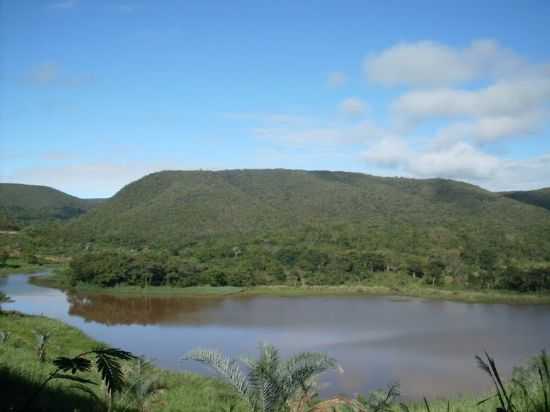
[0, 249, 9, 267]
[0, 291, 13, 311]
[184, 343, 338, 412]
[426, 258, 445, 287]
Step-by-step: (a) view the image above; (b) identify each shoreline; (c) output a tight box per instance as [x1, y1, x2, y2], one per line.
[29, 272, 550, 305]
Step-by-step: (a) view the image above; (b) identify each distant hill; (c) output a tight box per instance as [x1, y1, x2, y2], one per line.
[0, 183, 105, 227]
[501, 188, 550, 211]
[60, 170, 550, 262]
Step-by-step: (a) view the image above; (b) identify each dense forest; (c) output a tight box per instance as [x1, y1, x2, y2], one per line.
[1, 170, 550, 292]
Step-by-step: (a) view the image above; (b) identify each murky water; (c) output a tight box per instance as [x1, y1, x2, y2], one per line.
[2, 273, 550, 399]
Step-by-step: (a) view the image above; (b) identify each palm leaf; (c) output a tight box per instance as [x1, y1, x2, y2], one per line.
[184, 349, 250, 399]
[95, 350, 125, 394]
[53, 356, 92, 374]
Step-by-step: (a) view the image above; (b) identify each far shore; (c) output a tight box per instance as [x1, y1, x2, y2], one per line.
[27, 271, 550, 305]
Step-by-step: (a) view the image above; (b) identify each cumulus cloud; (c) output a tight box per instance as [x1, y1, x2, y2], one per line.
[363, 139, 500, 181]
[327, 72, 347, 88]
[364, 39, 524, 87]
[393, 77, 550, 122]
[435, 111, 546, 144]
[340, 97, 367, 116]
[362, 138, 550, 190]
[361, 137, 410, 168]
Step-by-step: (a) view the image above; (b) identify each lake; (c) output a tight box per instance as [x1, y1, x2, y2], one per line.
[2, 273, 550, 400]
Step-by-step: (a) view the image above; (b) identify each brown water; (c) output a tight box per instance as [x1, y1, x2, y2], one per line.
[2, 273, 550, 399]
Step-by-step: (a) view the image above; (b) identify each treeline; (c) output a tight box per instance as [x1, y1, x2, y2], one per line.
[66, 239, 550, 292]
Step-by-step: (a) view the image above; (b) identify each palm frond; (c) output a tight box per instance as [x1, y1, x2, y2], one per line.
[184, 349, 250, 399]
[284, 351, 338, 391]
[95, 350, 126, 394]
[53, 356, 92, 374]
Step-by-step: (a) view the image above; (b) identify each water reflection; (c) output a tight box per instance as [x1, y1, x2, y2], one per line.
[67, 293, 230, 325]
[2, 273, 550, 399]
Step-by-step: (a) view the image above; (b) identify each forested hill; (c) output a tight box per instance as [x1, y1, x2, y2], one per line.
[0, 183, 104, 227]
[59, 170, 550, 260]
[501, 188, 550, 211]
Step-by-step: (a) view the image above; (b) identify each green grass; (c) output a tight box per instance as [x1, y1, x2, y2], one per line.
[32, 270, 550, 304]
[0, 311, 247, 412]
[0, 258, 60, 277]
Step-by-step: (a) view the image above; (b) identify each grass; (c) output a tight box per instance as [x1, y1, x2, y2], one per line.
[0, 258, 61, 277]
[31, 270, 550, 305]
[0, 311, 247, 412]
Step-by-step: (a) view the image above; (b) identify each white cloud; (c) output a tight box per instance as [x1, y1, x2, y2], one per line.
[363, 139, 500, 180]
[327, 72, 347, 88]
[362, 138, 550, 190]
[435, 111, 546, 144]
[393, 77, 550, 121]
[364, 39, 525, 87]
[340, 97, 367, 116]
[409, 142, 500, 180]
[361, 137, 410, 168]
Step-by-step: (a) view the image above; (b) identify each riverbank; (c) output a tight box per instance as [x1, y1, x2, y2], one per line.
[0, 258, 61, 277]
[0, 311, 247, 412]
[31, 271, 550, 304]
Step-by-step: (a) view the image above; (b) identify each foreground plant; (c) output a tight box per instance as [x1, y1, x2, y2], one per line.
[23, 346, 136, 411]
[33, 329, 52, 362]
[119, 357, 166, 412]
[477, 350, 550, 412]
[184, 342, 339, 412]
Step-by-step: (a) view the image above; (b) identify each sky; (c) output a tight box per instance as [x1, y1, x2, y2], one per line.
[1, 0, 550, 198]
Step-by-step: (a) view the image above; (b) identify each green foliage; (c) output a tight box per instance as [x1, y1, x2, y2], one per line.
[5, 170, 550, 293]
[185, 342, 338, 412]
[502, 188, 550, 211]
[0, 291, 13, 311]
[0, 183, 104, 226]
[357, 383, 400, 412]
[119, 357, 166, 412]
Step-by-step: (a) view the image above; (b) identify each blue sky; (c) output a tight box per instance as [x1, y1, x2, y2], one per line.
[1, 0, 549, 197]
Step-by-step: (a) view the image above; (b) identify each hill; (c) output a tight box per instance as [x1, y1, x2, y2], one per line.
[0, 183, 105, 227]
[62, 169, 550, 255]
[501, 188, 550, 211]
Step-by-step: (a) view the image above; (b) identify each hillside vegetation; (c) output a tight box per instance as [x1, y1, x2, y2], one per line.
[17, 169, 547, 293]
[64, 169, 550, 246]
[0, 183, 104, 227]
[501, 187, 550, 211]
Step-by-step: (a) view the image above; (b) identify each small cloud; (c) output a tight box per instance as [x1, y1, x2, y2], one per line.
[327, 72, 347, 88]
[364, 39, 525, 87]
[340, 97, 367, 116]
[48, 0, 78, 9]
